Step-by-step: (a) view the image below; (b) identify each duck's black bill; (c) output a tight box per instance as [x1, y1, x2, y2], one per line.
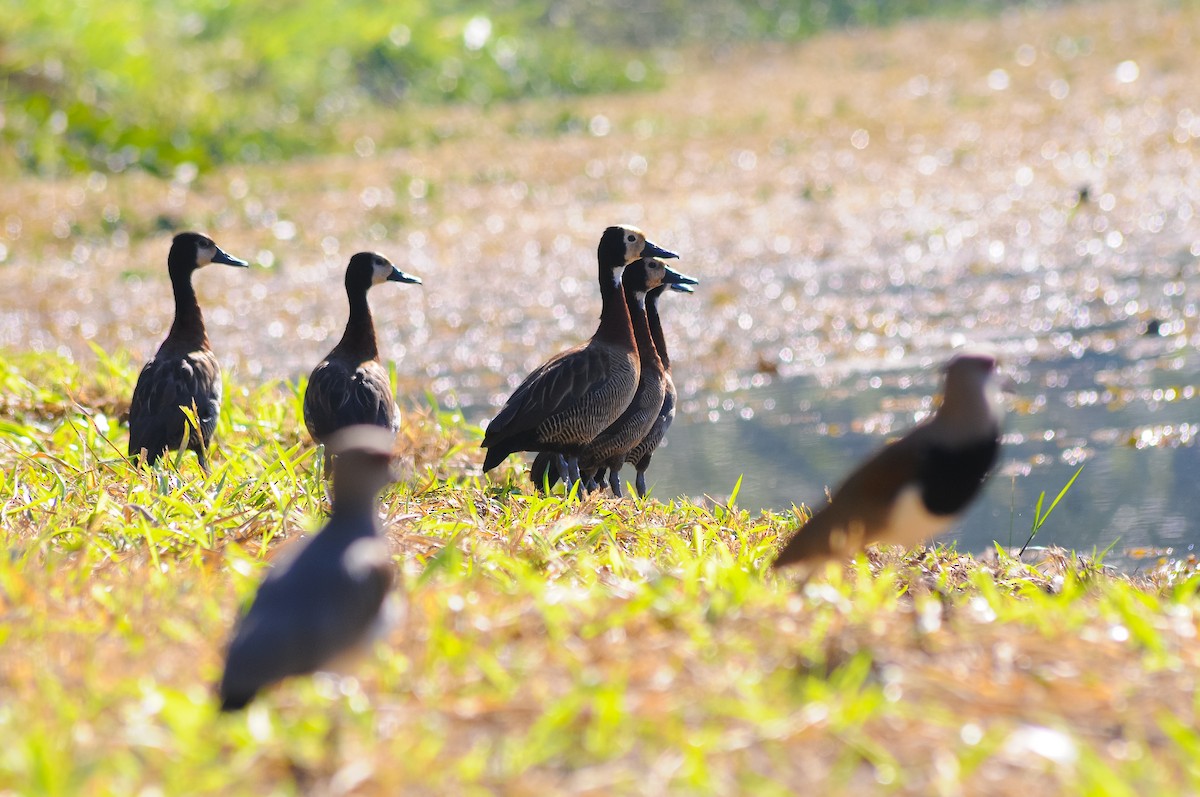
[214, 247, 250, 267]
[642, 240, 678, 259]
[662, 266, 698, 288]
[668, 283, 696, 294]
[387, 266, 422, 284]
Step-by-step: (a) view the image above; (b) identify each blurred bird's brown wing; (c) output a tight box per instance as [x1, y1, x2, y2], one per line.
[773, 430, 930, 568]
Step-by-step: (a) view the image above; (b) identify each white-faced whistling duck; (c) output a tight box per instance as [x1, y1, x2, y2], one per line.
[530, 258, 698, 496]
[480, 225, 678, 487]
[772, 353, 1005, 572]
[304, 252, 421, 471]
[219, 425, 396, 711]
[617, 277, 697, 498]
[127, 232, 248, 472]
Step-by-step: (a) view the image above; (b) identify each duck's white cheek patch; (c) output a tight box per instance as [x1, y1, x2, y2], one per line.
[879, 484, 954, 548]
[196, 245, 216, 267]
[372, 263, 392, 284]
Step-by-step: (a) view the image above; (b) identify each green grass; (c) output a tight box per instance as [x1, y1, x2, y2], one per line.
[2, 348, 1200, 795]
[1, 0, 1028, 176]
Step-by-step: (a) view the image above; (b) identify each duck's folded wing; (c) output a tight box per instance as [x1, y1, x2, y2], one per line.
[305, 360, 396, 439]
[128, 354, 220, 454]
[482, 344, 608, 441]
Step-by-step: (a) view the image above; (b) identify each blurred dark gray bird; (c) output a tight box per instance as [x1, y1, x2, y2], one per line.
[481, 225, 678, 487]
[128, 232, 248, 472]
[304, 252, 420, 471]
[530, 258, 697, 496]
[773, 353, 1005, 570]
[218, 425, 396, 711]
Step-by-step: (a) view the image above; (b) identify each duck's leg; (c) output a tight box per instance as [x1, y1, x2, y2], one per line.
[607, 467, 623, 498]
[566, 456, 583, 491]
[552, 454, 570, 494]
[635, 470, 648, 498]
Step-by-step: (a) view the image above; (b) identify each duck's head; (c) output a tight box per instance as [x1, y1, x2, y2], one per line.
[169, 232, 248, 275]
[628, 257, 699, 298]
[944, 352, 998, 392]
[937, 351, 1007, 435]
[327, 425, 397, 503]
[598, 226, 678, 281]
[658, 261, 698, 292]
[346, 252, 422, 293]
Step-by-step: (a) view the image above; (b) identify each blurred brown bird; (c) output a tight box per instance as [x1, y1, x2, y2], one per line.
[773, 353, 1005, 570]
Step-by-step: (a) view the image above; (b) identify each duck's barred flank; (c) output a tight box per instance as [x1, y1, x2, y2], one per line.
[622, 281, 694, 497]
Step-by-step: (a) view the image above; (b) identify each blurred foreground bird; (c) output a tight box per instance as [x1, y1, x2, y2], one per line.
[481, 225, 678, 487]
[219, 426, 395, 711]
[128, 232, 248, 472]
[772, 352, 1005, 570]
[304, 251, 421, 471]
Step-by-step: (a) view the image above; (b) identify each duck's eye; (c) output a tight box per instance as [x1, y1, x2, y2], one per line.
[626, 234, 636, 243]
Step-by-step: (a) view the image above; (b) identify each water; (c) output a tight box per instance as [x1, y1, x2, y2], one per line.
[641, 344, 1200, 568]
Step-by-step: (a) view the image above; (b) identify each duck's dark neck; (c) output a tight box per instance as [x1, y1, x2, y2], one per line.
[328, 496, 382, 535]
[624, 284, 661, 372]
[646, 288, 671, 371]
[594, 266, 636, 349]
[335, 286, 380, 360]
[167, 268, 209, 351]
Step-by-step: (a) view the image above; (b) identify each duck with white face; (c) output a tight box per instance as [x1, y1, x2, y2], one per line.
[530, 256, 699, 496]
[304, 251, 421, 473]
[481, 225, 679, 489]
[598, 276, 697, 498]
[127, 231, 249, 472]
